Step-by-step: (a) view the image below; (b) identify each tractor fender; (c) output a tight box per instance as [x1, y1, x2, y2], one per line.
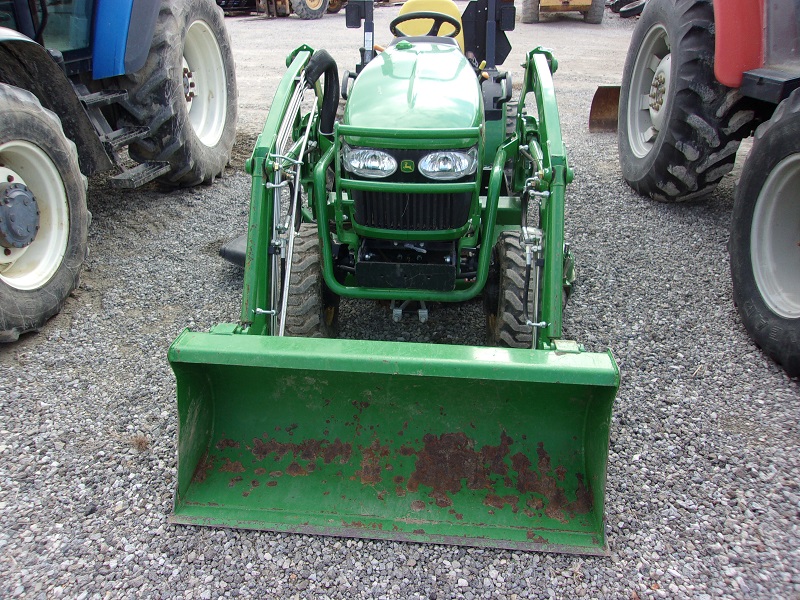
[714, 0, 764, 88]
[0, 29, 112, 176]
[93, 0, 160, 79]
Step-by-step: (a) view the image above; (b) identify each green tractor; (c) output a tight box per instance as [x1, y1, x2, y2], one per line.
[169, 0, 620, 554]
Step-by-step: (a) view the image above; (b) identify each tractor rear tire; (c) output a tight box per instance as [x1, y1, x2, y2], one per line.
[291, 0, 328, 19]
[729, 90, 800, 378]
[122, 0, 237, 187]
[485, 231, 536, 348]
[521, 0, 540, 24]
[284, 223, 339, 338]
[618, 0, 755, 202]
[584, 0, 605, 23]
[0, 84, 88, 342]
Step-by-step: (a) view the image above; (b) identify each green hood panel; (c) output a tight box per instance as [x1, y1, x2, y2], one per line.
[344, 42, 482, 132]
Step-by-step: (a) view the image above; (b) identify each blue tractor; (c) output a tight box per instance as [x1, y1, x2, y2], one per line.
[0, 0, 238, 340]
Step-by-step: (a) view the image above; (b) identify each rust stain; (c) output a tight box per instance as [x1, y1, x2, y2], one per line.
[192, 454, 215, 483]
[269, 470, 282, 478]
[393, 475, 405, 484]
[267, 481, 278, 487]
[377, 491, 387, 501]
[448, 509, 464, 521]
[402, 433, 590, 522]
[219, 458, 245, 473]
[286, 462, 308, 476]
[412, 529, 425, 535]
[512, 442, 593, 522]
[484, 494, 519, 513]
[251, 435, 352, 466]
[254, 468, 267, 476]
[355, 439, 390, 484]
[527, 531, 549, 544]
[411, 500, 425, 511]
[396, 486, 406, 497]
[251, 480, 260, 487]
[228, 476, 243, 487]
[215, 439, 240, 450]
[407, 432, 512, 506]
[397, 421, 409, 436]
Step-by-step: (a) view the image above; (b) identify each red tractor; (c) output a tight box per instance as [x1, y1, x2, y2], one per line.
[616, 0, 800, 377]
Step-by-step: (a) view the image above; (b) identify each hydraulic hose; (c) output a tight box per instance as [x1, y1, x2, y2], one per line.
[304, 50, 340, 137]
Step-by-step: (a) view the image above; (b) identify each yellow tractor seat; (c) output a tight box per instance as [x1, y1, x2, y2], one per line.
[393, 0, 465, 52]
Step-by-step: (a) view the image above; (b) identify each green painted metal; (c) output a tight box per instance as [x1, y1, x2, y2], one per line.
[344, 42, 482, 132]
[169, 37, 621, 555]
[169, 330, 619, 554]
[240, 48, 313, 333]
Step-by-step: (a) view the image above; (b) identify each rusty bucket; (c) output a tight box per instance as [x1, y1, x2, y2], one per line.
[168, 328, 618, 554]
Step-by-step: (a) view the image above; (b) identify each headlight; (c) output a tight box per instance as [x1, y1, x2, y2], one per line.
[342, 145, 397, 178]
[419, 148, 478, 180]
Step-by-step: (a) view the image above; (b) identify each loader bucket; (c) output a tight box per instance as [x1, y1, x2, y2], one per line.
[168, 328, 619, 555]
[588, 85, 621, 132]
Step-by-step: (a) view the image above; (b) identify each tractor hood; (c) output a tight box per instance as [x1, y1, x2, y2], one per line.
[343, 41, 482, 131]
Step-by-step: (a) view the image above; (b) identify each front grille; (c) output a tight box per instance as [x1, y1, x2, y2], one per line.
[353, 190, 472, 231]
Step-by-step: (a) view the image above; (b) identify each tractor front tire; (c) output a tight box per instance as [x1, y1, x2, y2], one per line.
[0, 84, 88, 342]
[729, 90, 800, 378]
[291, 0, 328, 19]
[283, 223, 339, 338]
[618, 0, 754, 202]
[521, 0, 540, 23]
[485, 231, 535, 348]
[122, 0, 237, 186]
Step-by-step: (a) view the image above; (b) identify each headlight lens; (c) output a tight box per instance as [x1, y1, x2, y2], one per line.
[419, 147, 478, 180]
[342, 145, 397, 178]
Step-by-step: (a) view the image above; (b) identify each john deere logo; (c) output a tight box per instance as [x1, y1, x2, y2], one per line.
[400, 160, 415, 173]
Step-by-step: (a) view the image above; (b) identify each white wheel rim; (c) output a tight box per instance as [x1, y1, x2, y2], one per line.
[626, 24, 671, 159]
[0, 140, 69, 290]
[751, 153, 800, 319]
[183, 19, 227, 147]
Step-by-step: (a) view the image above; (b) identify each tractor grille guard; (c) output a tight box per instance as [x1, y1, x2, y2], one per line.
[311, 125, 509, 303]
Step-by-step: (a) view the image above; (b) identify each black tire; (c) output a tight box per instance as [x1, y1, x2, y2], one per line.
[283, 223, 339, 337]
[485, 231, 536, 348]
[521, 0, 540, 24]
[611, 0, 637, 12]
[291, 0, 328, 19]
[0, 84, 88, 342]
[729, 91, 800, 378]
[327, 0, 345, 13]
[584, 0, 605, 23]
[122, 0, 237, 186]
[619, 0, 646, 17]
[618, 0, 755, 202]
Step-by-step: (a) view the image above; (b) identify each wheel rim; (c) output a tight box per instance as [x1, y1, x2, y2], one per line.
[626, 24, 671, 159]
[183, 19, 227, 148]
[750, 153, 800, 319]
[304, 0, 324, 10]
[0, 140, 69, 290]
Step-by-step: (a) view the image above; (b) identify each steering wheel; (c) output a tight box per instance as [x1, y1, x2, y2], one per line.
[389, 11, 462, 39]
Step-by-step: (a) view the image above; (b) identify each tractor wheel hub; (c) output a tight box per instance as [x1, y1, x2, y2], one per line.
[0, 181, 40, 249]
[183, 65, 196, 103]
[648, 54, 671, 130]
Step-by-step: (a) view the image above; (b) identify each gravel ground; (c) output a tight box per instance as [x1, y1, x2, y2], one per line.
[2, 5, 799, 599]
